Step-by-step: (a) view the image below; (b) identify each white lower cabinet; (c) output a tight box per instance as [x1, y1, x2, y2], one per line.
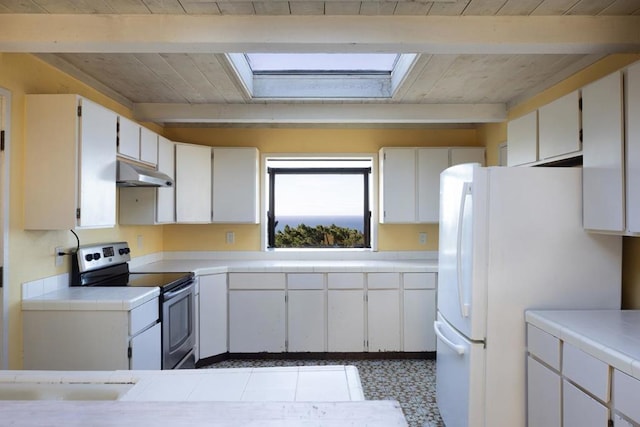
[563, 379, 609, 427]
[198, 274, 228, 360]
[368, 290, 400, 351]
[23, 297, 160, 370]
[288, 290, 325, 352]
[402, 272, 437, 352]
[229, 290, 286, 352]
[328, 290, 365, 352]
[527, 356, 561, 427]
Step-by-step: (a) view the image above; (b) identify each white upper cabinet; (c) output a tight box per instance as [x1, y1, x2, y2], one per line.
[381, 147, 484, 223]
[175, 143, 212, 223]
[417, 148, 450, 223]
[626, 61, 640, 234]
[507, 111, 538, 166]
[582, 71, 625, 233]
[156, 136, 175, 223]
[117, 116, 158, 167]
[538, 90, 582, 161]
[212, 147, 259, 223]
[25, 94, 117, 229]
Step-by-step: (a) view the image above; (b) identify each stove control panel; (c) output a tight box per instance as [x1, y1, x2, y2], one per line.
[75, 241, 131, 273]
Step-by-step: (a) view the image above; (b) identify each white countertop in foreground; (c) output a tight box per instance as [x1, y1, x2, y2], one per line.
[526, 310, 640, 380]
[0, 366, 409, 426]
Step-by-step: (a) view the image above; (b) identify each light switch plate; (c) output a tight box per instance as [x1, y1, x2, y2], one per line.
[419, 232, 428, 245]
[226, 231, 235, 244]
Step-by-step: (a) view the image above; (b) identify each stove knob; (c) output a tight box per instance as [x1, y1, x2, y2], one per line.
[93, 252, 101, 260]
[124, 248, 130, 254]
[84, 253, 94, 262]
[119, 248, 126, 255]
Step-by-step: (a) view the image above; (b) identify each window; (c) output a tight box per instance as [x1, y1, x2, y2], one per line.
[266, 158, 372, 249]
[227, 53, 417, 99]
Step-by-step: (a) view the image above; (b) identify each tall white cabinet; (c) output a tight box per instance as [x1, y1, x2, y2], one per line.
[582, 71, 625, 232]
[198, 274, 228, 359]
[24, 94, 117, 229]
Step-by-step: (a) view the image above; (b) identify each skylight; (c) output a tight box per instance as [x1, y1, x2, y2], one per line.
[227, 53, 417, 99]
[245, 53, 399, 74]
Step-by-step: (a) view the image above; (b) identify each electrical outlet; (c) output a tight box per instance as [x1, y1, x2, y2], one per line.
[226, 231, 235, 244]
[55, 246, 64, 267]
[137, 235, 144, 249]
[419, 232, 428, 245]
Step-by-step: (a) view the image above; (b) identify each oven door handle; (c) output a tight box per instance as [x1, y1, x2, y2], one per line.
[163, 281, 193, 301]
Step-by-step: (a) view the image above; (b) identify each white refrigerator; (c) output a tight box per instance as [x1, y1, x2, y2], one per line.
[434, 164, 622, 427]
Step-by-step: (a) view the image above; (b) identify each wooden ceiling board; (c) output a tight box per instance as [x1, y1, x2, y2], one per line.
[396, 54, 459, 102]
[462, 0, 511, 15]
[288, 1, 325, 14]
[497, 0, 545, 15]
[428, 0, 471, 15]
[600, 0, 640, 15]
[190, 54, 247, 102]
[180, 2, 222, 13]
[359, 1, 398, 15]
[253, 1, 291, 14]
[103, 0, 152, 13]
[140, 0, 187, 13]
[393, 1, 432, 15]
[324, 1, 361, 14]
[530, 0, 579, 15]
[216, 2, 256, 14]
[0, 0, 46, 13]
[567, 0, 617, 15]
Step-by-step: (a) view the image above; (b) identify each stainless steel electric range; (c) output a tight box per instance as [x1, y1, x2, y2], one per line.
[71, 241, 195, 370]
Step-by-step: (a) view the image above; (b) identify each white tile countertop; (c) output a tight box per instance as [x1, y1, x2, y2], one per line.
[21, 286, 159, 311]
[0, 366, 409, 426]
[525, 310, 640, 380]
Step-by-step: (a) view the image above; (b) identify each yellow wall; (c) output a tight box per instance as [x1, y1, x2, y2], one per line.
[162, 127, 480, 252]
[0, 53, 164, 368]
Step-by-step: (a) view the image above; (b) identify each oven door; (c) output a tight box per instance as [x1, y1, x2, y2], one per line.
[161, 280, 195, 369]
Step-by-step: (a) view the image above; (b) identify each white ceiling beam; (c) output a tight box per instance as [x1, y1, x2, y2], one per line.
[133, 102, 507, 124]
[1, 14, 639, 54]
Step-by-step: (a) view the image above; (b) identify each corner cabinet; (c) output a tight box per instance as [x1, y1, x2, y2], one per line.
[25, 94, 117, 229]
[380, 147, 485, 223]
[198, 274, 228, 360]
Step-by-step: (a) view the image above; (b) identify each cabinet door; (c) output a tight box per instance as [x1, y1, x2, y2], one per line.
[156, 136, 175, 223]
[139, 126, 158, 166]
[507, 111, 537, 166]
[229, 290, 285, 352]
[212, 147, 259, 223]
[403, 289, 436, 351]
[563, 379, 609, 427]
[130, 323, 161, 370]
[582, 71, 624, 232]
[175, 143, 212, 223]
[328, 290, 364, 352]
[199, 274, 228, 359]
[450, 148, 486, 166]
[368, 290, 400, 351]
[288, 290, 325, 352]
[78, 98, 117, 228]
[380, 148, 416, 223]
[118, 116, 140, 160]
[417, 148, 449, 223]
[538, 90, 581, 160]
[527, 356, 561, 427]
[626, 62, 640, 234]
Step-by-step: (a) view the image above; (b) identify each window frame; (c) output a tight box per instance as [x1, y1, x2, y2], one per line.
[262, 154, 378, 252]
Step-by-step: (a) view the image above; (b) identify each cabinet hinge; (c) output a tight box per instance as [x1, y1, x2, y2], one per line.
[578, 97, 583, 111]
[127, 347, 132, 359]
[0, 130, 5, 151]
[76, 208, 81, 219]
[77, 106, 82, 117]
[284, 294, 287, 303]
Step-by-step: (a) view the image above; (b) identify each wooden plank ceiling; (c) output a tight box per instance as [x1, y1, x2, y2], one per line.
[1, 0, 639, 125]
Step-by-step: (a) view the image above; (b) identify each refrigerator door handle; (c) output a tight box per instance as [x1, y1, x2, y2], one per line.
[456, 181, 472, 318]
[434, 321, 465, 355]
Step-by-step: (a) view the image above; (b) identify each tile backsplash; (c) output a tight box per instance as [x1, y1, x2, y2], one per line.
[22, 273, 69, 299]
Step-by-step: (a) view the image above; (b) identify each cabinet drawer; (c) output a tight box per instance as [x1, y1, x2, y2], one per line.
[327, 273, 364, 289]
[367, 272, 399, 289]
[563, 342, 610, 402]
[287, 273, 324, 290]
[129, 298, 159, 336]
[613, 370, 640, 423]
[403, 272, 436, 289]
[228, 273, 286, 290]
[527, 324, 560, 371]
[563, 379, 609, 427]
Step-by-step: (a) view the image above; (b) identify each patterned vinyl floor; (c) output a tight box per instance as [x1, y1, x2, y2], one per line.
[203, 358, 444, 427]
